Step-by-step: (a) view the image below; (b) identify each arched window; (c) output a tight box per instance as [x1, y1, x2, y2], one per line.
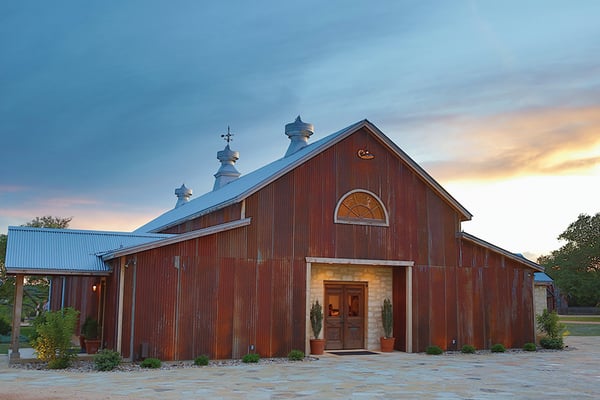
[334, 189, 389, 226]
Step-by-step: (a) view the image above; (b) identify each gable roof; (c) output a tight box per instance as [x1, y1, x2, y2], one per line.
[5, 226, 173, 275]
[136, 119, 473, 233]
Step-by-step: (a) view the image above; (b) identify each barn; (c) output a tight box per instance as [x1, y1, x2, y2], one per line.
[6, 117, 543, 361]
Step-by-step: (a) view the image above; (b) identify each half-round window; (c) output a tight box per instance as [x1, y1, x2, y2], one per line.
[334, 189, 389, 226]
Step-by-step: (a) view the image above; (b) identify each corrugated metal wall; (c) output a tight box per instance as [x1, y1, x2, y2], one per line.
[99, 126, 536, 359]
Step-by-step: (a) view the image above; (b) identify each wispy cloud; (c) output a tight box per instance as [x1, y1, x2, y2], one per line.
[421, 106, 600, 181]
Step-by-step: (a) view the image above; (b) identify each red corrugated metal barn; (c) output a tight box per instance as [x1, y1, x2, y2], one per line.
[6, 117, 542, 361]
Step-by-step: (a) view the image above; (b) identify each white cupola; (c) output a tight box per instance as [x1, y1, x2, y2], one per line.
[213, 127, 241, 190]
[174, 183, 192, 208]
[284, 116, 314, 157]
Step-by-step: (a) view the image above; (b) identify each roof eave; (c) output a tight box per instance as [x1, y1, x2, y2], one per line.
[459, 231, 544, 271]
[6, 268, 111, 276]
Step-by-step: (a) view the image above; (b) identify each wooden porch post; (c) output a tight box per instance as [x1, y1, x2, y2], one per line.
[10, 274, 25, 360]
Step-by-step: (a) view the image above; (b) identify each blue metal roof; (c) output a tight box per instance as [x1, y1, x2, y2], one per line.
[136, 119, 473, 233]
[534, 272, 553, 283]
[5, 226, 173, 275]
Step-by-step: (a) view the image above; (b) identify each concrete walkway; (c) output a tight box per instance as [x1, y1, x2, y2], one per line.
[1, 336, 599, 399]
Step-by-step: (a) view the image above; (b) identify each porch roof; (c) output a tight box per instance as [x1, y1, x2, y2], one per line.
[5, 226, 173, 275]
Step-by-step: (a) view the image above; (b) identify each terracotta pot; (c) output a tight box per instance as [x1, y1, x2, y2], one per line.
[85, 339, 101, 354]
[380, 337, 396, 352]
[310, 339, 325, 355]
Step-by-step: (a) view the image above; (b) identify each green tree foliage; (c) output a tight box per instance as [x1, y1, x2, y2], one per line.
[23, 216, 72, 229]
[32, 307, 79, 369]
[539, 213, 600, 306]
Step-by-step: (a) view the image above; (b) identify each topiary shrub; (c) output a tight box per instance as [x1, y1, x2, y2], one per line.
[540, 336, 564, 350]
[32, 307, 79, 369]
[94, 349, 122, 371]
[194, 355, 209, 366]
[288, 349, 304, 361]
[426, 345, 443, 355]
[523, 342, 537, 352]
[242, 353, 260, 363]
[141, 357, 162, 368]
[310, 300, 323, 339]
[0, 317, 10, 336]
[461, 344, 476, 354]
[491, 343, 506, 353]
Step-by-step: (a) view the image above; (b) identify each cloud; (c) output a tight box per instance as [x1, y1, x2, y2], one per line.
[420, 106, 600, 181]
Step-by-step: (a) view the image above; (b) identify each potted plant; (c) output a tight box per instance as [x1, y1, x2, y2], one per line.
[309, 300, 325, 355]
[82, 316, 101, 354]
[380, 298, 395, 352]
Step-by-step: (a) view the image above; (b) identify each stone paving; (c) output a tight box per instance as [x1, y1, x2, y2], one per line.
[1, 336, 599, 399]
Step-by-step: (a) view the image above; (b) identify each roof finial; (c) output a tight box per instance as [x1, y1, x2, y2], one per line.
[221, 126, 234, 144]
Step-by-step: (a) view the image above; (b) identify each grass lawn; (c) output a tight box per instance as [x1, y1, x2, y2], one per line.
[564, 323, 600, 336]
[0, 325, 35, 354]
[559, 316, 600, 323]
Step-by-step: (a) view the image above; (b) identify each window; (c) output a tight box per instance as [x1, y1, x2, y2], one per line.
[334, 189, 389, 226]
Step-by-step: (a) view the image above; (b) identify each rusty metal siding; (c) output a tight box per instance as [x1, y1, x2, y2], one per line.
[95, 126, 536, 359]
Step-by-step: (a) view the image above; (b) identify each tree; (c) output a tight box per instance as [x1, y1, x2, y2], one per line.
[539, 213, 600, 307]
[23, 216, 72, 229]
[0, 216, 72, 321]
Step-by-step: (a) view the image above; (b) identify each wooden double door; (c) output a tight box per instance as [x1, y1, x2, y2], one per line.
[324, 283, 366, 350]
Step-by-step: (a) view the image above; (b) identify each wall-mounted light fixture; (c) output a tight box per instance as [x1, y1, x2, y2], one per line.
[92, 284, 97, 292]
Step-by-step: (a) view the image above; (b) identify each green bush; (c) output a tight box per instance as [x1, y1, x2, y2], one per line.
[81, 316, 99, 339]
[536, 310, 565, 339]
[94, 349, 122, 371]
[540, 336, 564, 350]
[288, 349, 304, 361]
[242, 353, 260, 363]
[32, 307, 79, 369]
[194, 355, 209, 366]
[461, 344, 476, 354]
[491, 343, 506, 353]
[0, 317, 10, 336]
[426, 345, 443, 355]
[523, 342, 537, 351]
[141, 357, 162, 368]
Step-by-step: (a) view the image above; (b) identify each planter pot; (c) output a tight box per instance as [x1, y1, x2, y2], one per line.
[380, 337, 396, 352]
[85, 339, 101, 354]
[310, 339, 325, 355]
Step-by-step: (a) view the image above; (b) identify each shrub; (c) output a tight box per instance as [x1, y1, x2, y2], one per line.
[540, 336, 564, 350]
[491, 343, 506, 353]
[0, 317, 10, 336]
[141, 357, 162, 368]
[381, 298, 393, 338]
[194, 355, 210, 366]
[94, 349, 122, 371]
[536, 309, 565, 339]
[242, 353, 260, 363]
[523, 342, 537, 351]
[32, 307, 79, 369]
[81, 316, 99, 339]
[461, 344, 476, 354]
[288, 349, 304, 361]
[426, 345, 443, 355]
[310, 300, 323, 339]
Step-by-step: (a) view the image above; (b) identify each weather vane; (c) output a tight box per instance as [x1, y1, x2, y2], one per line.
[221, 126, 234, 143]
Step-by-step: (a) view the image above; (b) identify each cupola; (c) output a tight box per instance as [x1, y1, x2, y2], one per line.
[213, 127, 241, 190]
[284, 116, 314, 157]
[174, 183, 192, 208]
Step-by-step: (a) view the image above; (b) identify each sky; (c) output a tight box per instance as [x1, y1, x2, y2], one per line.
[1, 1, 599, 261]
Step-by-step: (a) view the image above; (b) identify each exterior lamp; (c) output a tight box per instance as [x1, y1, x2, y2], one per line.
[92, 284, 97, 292]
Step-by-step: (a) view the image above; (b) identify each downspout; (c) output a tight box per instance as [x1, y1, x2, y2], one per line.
[61, 276, 66, 309]
[47, 278, 52, 311]
[116, 257, 126, 353]
[129, 262, 137, 361]
[406, 266, 413, 353]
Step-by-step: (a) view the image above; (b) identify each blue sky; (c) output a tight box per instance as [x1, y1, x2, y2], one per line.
[1, 1, 599, 259]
